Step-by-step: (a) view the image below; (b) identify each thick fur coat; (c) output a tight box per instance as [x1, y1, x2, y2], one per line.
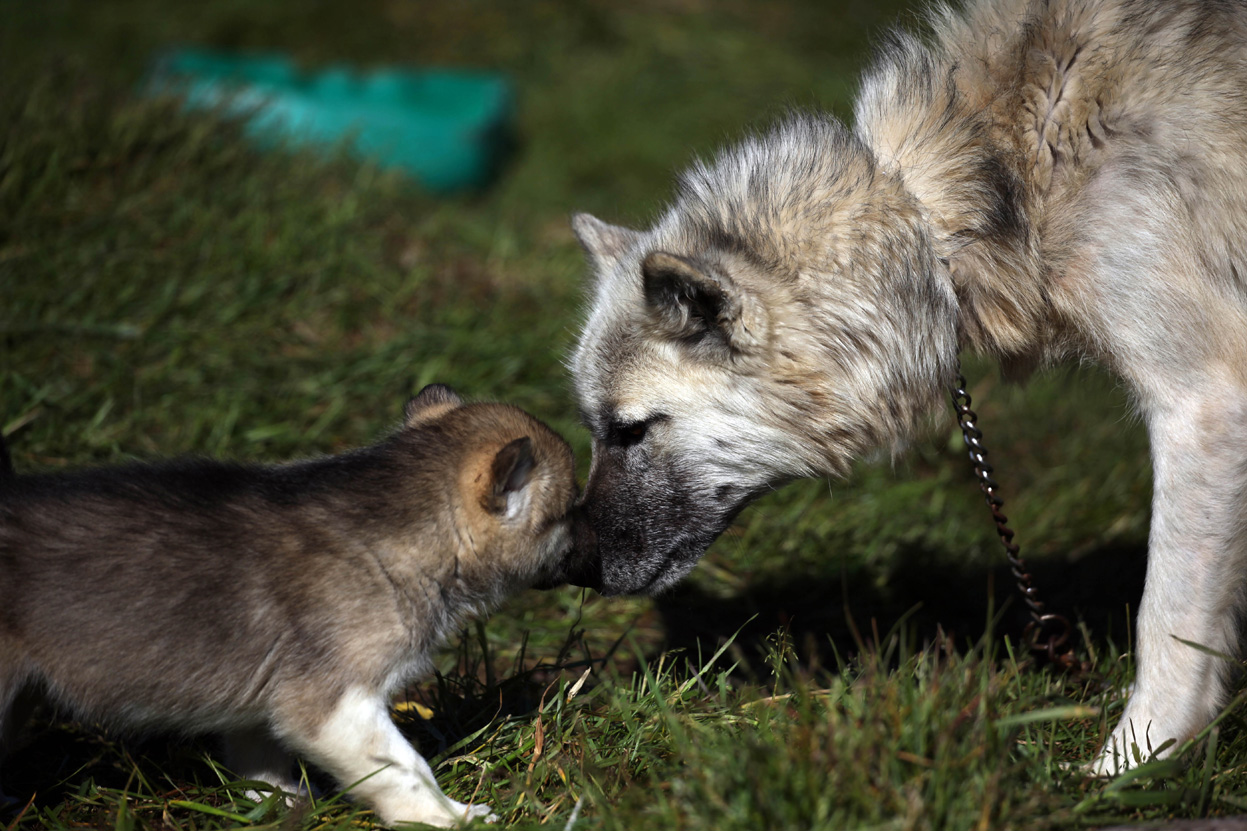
[570, 0, 1247, 772]
[0, 385, 583, 826]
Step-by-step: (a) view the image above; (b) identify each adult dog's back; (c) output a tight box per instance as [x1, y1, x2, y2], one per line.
[569, 0, 1247, 773]
[857, 0, 1247, 371]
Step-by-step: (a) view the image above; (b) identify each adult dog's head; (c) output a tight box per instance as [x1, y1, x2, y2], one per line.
[569, 115, 962, 596]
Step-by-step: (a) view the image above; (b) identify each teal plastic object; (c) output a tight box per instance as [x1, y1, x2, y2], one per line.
[148, 49, 515, 193]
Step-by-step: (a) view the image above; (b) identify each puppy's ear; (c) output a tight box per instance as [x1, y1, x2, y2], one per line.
[404, 383, 463, 428]
[486, 436, 534, 518]
[641, 251, 768, 355]
[572, 213, 640, 275]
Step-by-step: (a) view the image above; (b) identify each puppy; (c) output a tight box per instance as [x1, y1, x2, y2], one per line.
[0, 384, 585, 827]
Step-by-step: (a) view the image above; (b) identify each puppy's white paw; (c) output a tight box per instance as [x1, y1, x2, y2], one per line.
[446, 798, 497, 825]
[239, 779, 313, 809]
[464, 802, 498, 824]
[377, 795, 497, 828]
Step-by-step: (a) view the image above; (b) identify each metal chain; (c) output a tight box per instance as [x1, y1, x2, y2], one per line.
[950, 368, 1081, 670]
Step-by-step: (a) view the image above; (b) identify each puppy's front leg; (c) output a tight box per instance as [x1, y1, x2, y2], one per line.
[281, 689, 494, 828]
[222, 728, 303, 802]
[1093, 389, 1247, 773]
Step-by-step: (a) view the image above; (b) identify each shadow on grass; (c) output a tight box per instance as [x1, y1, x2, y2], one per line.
[2, 547, 1148, 815]
[655, 542, 1147, 678]
[0, 642, 579, 819]
[0, 724, 224, 816]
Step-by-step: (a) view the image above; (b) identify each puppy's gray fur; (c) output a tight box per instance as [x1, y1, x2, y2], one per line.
[0, 384, 581, 826]
[570, 0, 1247, 773]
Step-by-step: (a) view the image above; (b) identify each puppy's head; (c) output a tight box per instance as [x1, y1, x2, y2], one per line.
[403, 384, 598, 595]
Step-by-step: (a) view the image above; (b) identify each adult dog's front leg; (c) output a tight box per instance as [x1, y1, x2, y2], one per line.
[1093, 386, 1247, 773]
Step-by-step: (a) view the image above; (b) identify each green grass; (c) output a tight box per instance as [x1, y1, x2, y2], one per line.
[2, 0, 1245, 828]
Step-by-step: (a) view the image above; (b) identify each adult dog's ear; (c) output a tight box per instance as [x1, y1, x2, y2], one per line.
[572, 213, 641, 275]
[404, 383, 463, 428]
[641, 251, 768, 355]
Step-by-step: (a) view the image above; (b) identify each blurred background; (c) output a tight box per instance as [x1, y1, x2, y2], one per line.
[0, 0, 1161, 823]
[1, 0, 1152, 659]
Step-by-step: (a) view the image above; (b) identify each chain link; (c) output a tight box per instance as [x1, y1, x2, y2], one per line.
[950, 369, 1081, 671]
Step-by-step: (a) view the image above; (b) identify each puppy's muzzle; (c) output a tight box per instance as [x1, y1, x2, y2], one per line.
[533, 505, 601, 591]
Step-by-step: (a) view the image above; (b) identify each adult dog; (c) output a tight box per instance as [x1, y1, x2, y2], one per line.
[569, 0, 1247, 772]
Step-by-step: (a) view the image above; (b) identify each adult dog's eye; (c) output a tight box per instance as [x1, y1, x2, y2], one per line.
[616, 421, 649, 448]
[609, 417, 661, 448]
